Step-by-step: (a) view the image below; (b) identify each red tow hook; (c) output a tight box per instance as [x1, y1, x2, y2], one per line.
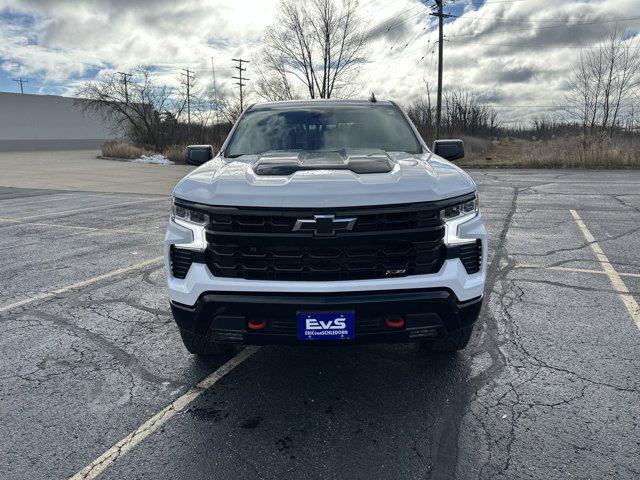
[247, 319, 267, 330]
[385, 316, 405, 328]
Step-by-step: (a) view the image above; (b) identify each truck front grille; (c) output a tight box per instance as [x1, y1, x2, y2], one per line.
[205, 236, 445, 281]
[201, 202, 449, 282]
[209, 208, 441, 234]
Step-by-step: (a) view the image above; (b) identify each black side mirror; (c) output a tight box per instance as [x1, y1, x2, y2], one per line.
[432, 139, 464, 161]
[185, 145, 214, 165]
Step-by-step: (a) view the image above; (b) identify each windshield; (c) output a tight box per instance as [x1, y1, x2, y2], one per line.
[224, 104, 422, 157]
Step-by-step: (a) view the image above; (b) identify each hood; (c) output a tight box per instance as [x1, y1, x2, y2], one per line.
[172, 150, 476, 208]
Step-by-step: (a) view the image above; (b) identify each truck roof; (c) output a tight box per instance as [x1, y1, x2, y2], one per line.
[247, 98, 395, 110]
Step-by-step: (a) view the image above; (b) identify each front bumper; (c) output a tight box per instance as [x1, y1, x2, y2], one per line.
[170, 289, 482, 346]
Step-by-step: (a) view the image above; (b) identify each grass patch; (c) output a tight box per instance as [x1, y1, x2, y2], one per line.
[101, 141, 151, 159]
[163, 144, 187, 164]
[458, 136, 640, 169]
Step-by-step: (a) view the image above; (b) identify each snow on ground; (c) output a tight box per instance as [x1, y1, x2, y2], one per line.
[132, 154, 174, 165]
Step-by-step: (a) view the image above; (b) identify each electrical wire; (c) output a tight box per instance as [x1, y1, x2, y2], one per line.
[447, 15, 640, 38]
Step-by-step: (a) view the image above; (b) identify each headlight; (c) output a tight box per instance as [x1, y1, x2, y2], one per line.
[172, 200, 209, 225]
[442, 194, 479, 246]
[442, 196, 478, 221]
[171, 199, 208, 250]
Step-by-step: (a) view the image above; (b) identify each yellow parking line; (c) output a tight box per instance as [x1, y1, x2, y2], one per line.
[0, 193, 95, 207]
[69, 346, 259, 480]
[0, 256, 163, 314]
[516, 263, 640, 279]
[5, 197, 162, 221]
[0, 217, 163, 236]
[570, 209, 640, 330]
[0, 192, 153, 208]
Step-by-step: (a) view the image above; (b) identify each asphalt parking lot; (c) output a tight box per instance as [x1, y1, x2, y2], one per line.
[1, 158, 639, 479]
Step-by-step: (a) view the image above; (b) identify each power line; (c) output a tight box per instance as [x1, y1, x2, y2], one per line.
[447, 15, 640, 37]
[388, 54, 427, 94]
[181, 68, 195, 141]
[12, 77, 28, 94]
[447, 39, 640, 48]
[117, 71, 133, 103]
[450, 0, 532, 4]
[211, 57, 221, 144]
[232, 57, 250, 112]
[431, 0, 453, 140]
[447, 12, 640, 24]
[365, 3, 435, 42]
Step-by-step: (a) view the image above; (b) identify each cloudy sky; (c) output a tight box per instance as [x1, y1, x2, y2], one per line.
[0, 0, 639, 125]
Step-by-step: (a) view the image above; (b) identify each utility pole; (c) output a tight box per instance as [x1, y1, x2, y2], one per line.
[232, 58, 250, 112]
[211, 57, 221, 146]
[12, 77, 28, 94]
[117, 72, 133, 103]
[430, 1, 451, 140]
[181, 68, 195, 141]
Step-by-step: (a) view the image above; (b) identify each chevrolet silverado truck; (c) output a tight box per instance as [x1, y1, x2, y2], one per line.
[164, 99, 486, 354]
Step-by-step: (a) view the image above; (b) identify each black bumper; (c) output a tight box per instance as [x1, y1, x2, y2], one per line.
[170, 289, 482, 346]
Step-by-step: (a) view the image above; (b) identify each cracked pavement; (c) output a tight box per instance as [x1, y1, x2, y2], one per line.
[0, 169, 639, 480]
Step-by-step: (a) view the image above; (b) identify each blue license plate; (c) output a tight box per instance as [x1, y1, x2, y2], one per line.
[297, 312, 355, 340]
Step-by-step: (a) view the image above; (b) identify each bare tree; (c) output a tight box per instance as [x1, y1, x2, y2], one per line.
[408, 83, 499, 144]
[75, 68, 186, 151]
[254, 52, 298, 102]
[566, 28, 640, 137]
[257, 0, 368, 101]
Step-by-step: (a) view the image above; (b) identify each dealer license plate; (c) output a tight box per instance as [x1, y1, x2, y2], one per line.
[297, 312, 355, 340]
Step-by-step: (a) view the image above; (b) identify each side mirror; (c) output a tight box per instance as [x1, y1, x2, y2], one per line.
[185, 145, 214, 166]
[432, 139, 464, 161]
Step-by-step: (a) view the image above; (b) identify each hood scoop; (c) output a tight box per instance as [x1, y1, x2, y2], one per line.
[252, 149, 394, 176]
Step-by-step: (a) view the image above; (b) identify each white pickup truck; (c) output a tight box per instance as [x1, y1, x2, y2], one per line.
[164, 99, 486, 355]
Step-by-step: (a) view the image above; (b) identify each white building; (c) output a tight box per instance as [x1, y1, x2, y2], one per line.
[0, 92, 116, 151]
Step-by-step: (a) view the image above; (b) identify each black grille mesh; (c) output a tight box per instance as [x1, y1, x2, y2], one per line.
[456, 240, 482, 274]
[205, 236, 445, 281]
[210, 209, 441, 234]
[170, 247, 205, 279]
[203, 204, 446, 281]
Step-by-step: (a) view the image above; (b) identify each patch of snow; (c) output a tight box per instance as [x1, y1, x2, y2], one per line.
[132, 154, 174, 165]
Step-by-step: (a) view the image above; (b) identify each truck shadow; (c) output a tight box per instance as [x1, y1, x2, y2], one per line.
[153, 343, 471, 479]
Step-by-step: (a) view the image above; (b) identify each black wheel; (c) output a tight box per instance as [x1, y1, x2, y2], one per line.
[421, 325, 475, 352]
[178, 329, 235, 356]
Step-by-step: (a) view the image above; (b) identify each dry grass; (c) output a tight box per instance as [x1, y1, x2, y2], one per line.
[101, 141, 189, 164]
[459, 135, 490, 157]
[163, 144, 187, 164]
[101, 141, 151, 159]
[459, 135, 640, 169]
[520, 136, 640, 168]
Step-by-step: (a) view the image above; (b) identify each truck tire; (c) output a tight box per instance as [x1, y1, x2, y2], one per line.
[421, 325, 474, 352]
[178, 329, 234, 356]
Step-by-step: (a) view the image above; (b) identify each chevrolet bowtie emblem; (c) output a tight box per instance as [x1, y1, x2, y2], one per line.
[293, 214, 357, 237]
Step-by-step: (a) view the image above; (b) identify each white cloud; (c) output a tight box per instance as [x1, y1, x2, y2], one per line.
[0, 0, 639, 125]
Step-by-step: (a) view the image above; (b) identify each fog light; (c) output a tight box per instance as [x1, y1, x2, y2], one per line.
[247, 319, 267, 330]
[385, 316, 405, 328]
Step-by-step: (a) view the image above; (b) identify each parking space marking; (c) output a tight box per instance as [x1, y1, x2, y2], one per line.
[0, 193, 96, 207]
[0, 256, 163, 314]
[5, 197, 164, 221]
[516, 263, 640, 279]
[69, 346, 259, 480]
[570, 209, 640, 330]
[0, 217, 164, 236]
[0, 192, 155, 208]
